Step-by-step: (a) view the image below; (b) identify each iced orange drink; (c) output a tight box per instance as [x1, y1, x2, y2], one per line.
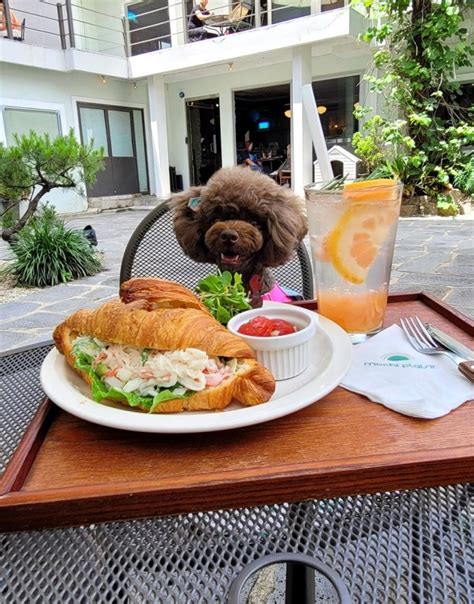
[305, 179, 403, 342]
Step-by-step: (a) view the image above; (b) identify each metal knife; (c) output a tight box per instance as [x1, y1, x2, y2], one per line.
[426, 324, 474, 360]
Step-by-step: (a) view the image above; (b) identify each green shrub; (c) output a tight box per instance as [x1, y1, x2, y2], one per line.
[454, 159, 474, 196]
[436, 195, 459, 217]
[5, 206, 102, 287]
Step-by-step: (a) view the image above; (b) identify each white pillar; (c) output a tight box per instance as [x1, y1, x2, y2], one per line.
[219, 88, 236, 168]
[147, 75, 171, 197]
[291, 46, 313, 196]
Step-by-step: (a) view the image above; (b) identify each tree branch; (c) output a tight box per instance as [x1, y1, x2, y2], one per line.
[1, 185, 51, 243]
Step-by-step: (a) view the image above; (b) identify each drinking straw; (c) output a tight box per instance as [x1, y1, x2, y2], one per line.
[302, 84, 334, 183]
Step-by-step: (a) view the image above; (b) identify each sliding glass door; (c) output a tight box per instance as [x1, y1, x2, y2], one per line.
[78, 103, 149, 197]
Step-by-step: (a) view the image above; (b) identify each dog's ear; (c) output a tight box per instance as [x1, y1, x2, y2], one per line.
[170, 186, 210, 262]
[259, 190, 308, 267]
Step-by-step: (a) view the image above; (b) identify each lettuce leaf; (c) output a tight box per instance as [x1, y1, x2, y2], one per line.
[149, 389, 189, 413]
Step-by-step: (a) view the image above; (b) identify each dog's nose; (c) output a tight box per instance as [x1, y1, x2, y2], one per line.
[220, 229, 239, 244]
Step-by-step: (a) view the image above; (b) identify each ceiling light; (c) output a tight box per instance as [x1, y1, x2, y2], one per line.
[285, 106, 326, 118]
[100, 75, 106, 84]
[228, 62, 234, 72]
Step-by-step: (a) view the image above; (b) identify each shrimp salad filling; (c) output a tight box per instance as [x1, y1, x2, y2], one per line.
[72, 335, 242, 412]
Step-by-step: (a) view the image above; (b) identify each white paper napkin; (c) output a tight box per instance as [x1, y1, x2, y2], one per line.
[340, 325, 474, 419]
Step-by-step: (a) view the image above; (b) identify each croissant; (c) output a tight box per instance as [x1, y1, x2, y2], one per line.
[120, 277, 208, 313]
[53, 299, 275, 413]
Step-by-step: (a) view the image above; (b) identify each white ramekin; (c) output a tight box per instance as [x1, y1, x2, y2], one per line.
[227, 306, 317, 380]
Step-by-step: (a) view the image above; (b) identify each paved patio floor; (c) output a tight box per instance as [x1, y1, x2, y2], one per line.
[1, 210, 473, 352]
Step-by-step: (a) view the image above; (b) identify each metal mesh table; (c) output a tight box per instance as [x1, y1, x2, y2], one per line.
[1, 343, 473, 603]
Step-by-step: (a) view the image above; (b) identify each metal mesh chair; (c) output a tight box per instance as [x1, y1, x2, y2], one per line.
[119, 200, 314, 299]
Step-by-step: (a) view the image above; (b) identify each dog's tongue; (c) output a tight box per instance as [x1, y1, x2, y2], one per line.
[220, 253, 240, 265]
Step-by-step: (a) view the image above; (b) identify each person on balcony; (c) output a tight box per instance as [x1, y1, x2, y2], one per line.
[187, 0, 219, 42]
[0, 1, 21, 39]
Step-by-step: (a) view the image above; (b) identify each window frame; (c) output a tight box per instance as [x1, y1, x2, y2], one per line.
[0, 98, 66, 146]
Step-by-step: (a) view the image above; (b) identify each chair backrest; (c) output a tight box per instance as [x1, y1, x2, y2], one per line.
[120, 201, 314, 300]
[229, 3, 250, 22]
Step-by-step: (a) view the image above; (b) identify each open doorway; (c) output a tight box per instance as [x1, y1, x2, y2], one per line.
[234, 84, 291, 174]
[186, 97, 222, 185]
[234, 77, 360, 175]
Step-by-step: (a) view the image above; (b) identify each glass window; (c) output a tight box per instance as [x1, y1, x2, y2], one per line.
[3, 108, 60, 145]
[108, 110, 134, 157]
[127, 0, 171, 56]
[321, 0, 345, 12]
[312, 75, 360, 151]
[133, 109, 149, 193]
[272, 0, 311, 24]
[79, 107, 109, 156]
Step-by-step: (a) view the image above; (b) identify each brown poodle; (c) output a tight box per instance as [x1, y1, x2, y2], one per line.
[171, 167, 307, 304]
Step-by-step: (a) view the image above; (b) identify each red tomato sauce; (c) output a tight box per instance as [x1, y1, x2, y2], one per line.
[238, 316, 298, 337]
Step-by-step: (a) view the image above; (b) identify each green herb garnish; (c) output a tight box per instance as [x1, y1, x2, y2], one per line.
[196, 270, 251, 325]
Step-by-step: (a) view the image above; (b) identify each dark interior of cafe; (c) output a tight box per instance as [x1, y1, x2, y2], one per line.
[234, 76, 360, 170]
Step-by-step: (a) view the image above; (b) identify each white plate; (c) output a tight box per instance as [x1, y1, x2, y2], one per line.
[40, 309, 352, 433]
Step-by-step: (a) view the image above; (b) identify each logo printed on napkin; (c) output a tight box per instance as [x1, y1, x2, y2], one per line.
[365, 352, 435, 370]
[341, 324, 474, 419]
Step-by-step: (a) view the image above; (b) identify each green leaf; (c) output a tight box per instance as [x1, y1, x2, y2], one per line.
[216, 305, 231, 324]
[149, 389, 191, 413]
[196, 271, 251, 325]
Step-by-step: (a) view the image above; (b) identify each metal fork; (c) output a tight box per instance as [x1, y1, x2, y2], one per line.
[400, 316, 474, 382]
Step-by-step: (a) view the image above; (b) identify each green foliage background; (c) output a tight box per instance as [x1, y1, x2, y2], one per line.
[352, 0, 474, 206]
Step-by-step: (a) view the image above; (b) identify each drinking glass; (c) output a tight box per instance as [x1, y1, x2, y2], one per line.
[305, 181, 403, 342]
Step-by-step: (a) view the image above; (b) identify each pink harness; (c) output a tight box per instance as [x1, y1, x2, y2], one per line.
[261, 283, 293, 303]
[249, 274, 293, 303]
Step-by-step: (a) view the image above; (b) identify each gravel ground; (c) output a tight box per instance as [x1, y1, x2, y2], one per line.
[0, 260, 41, 303]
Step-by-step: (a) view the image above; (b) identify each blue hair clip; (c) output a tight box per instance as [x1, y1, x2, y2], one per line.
[188, 197, 202, 211]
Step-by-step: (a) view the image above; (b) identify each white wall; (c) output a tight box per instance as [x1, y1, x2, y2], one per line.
[165, 51, 370, 188]
[0, 62, 149, 213]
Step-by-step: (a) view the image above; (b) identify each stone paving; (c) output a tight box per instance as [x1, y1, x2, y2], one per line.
[0, 211, 473, 352]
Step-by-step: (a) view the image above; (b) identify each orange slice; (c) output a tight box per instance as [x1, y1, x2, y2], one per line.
[343, 179, 398, 203]
[325, 203, 399, 284]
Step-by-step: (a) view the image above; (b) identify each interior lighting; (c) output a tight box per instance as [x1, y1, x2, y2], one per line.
[228, 62, 234, 72]
[100, 75, 106, 84]
[285, 106, 326, 118]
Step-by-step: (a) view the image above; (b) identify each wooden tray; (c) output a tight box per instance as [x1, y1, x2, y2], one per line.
[1, 293, 473, 532]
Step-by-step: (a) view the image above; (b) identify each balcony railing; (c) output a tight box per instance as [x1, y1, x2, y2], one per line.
[2, 0, 347, 58]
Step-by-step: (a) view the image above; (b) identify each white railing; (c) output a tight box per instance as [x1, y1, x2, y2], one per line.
[2, 0, 347, 57]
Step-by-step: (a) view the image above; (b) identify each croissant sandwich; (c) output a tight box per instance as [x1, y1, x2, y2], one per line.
[53, 297, 275, 414]
[120, 277, 209, 313]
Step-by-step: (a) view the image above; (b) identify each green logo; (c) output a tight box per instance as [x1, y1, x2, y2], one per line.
[381, 353, 412, 362]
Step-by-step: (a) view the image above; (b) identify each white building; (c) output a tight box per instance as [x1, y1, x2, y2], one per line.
[1, 0, 472, 212]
